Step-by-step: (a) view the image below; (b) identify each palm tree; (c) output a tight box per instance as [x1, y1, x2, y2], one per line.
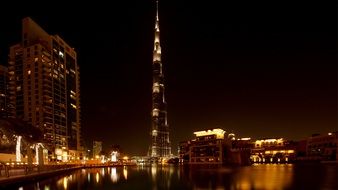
[0, 118, 43, 163]
[0, 118, 43, 143]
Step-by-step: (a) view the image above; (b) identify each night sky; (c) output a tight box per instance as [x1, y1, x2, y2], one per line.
[0, 1, 336, 155]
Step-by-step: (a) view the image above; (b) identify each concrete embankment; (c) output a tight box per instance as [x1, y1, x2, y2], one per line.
[0, 166, 82, 187]
[0, 163, 136, 187]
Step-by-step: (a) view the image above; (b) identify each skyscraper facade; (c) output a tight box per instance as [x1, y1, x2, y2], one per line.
[8, 17, 82, 160]
[93, 141, 102, 159]
[0, 65, 8, 118]
[150, 1, 171, 158]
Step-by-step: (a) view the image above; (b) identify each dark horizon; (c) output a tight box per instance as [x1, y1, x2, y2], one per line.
[0, 1, 336, 155]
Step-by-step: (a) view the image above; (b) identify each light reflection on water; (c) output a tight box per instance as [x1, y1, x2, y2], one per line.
[234, 164, 293, 190]
[95, 172, 99, 183]
[111, 167, 118, 183]
[62, 177, 67, 189]
[151, 164, 157, 181]
[13, 164, 338, 190]
[123, 166, 128, 180]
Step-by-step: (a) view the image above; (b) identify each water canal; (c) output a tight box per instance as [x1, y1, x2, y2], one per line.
[6, 163, 338, 190]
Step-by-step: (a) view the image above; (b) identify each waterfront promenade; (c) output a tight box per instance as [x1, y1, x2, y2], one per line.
[0, 163, 135, 187]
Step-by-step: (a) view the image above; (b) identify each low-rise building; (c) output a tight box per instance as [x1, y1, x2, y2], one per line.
[179, 128, 249, 165]
[179, 129, 337, 164]
[306, 132, 338, 161]
[178, 140, 191, 163]
[250, 138, 296, 163]
[189, 129, 228, 164]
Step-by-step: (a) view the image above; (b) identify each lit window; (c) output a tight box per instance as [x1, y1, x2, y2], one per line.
[152, 109, 159, 117]
[153, 54, 160, 62]
[152, 130, 158, 136]
[153, 83, 160, 93]
[70, 69, 76, 74]
[59, 51, 64, 58]
[27, 70, 31, 75]
[70, 94, 76, 99]
[155, 36, 159, 43]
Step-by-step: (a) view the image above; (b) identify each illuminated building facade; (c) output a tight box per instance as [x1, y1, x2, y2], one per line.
[190, 129, 227, 164]
[306, 132, 338, 161]
[150, 1, 171, 158]
[178, 140, 191, 163]
[180, 129, 297, 164]
[179, 129, 240, 164]
[93, 141, 102, 159]
[8, 17, 82, 160]
[250, 138, 296, 163]
[0, 65, 8, 118]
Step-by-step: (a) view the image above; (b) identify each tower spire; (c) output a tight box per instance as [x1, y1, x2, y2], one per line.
[150, 0, 171, 158]
[156, 0, 159, 21]
[153, 0, 161, 62]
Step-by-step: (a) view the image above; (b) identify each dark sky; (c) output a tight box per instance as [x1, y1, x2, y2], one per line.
[0, 1, 336, 155]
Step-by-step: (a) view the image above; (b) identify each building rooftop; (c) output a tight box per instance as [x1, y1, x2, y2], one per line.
[193, 128, 225, 139]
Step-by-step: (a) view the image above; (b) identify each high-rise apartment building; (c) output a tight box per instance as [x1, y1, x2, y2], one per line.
[0, 65, 8, 118]
[150, 1, 171, 158]
[93, 141, 102, 159]
[8, 17, 82, 160]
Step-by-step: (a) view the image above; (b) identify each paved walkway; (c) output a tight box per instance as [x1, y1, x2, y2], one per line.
[0, 166, 82, 187]
[0, 163, 136, 187]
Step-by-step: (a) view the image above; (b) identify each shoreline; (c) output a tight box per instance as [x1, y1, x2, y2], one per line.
[0, 164, 135, 188]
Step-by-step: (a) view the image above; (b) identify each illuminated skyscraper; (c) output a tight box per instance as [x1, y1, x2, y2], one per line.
[93, 141, 102, 159]
[8, 17, 82, 160]
[0, 65, 8, 118]
[150, 1, 171, 158]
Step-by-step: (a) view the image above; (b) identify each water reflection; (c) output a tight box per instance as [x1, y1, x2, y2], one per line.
[12, 164, 338, 190]
[95, 173, 99, 183]
[101, 168, 105, 177]
[148, 164, 176, 189]
[234, 164, 293, 189]
[110, 167, 118, 183]
[63, 177, 67, 189]
[151, 164, 157, 181]
[123, 166, 128, 180]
